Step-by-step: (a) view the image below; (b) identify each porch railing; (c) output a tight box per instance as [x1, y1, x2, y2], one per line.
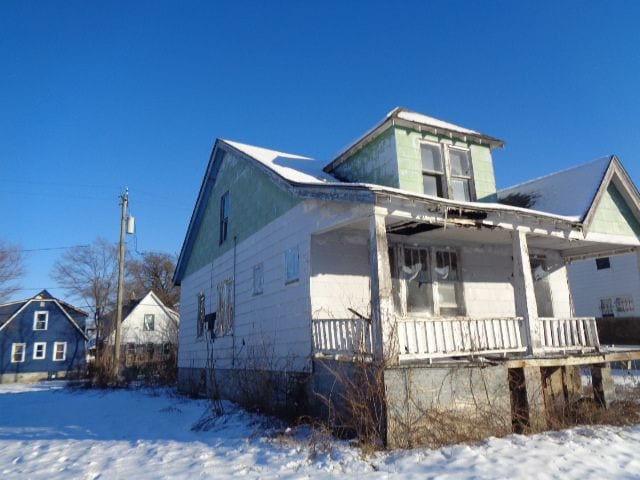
[312, 318, 373, 358]
[539, 317, 599, 352]
[397, 317, 527, 361]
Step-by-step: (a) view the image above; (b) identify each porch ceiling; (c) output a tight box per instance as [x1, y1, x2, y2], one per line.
[383, 215, 639, 260]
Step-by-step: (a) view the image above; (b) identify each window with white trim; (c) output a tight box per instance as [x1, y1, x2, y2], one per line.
[420, 143, 445, 197]
[33, 342, 46, 360]
[448, 147, 473, 201]
[285, 246, 299, 284]
[252, 263, 264, 295]
[420, 142, 475, 201]
[33, 311, 49, 331]
[143, 314, 155, 331]
[390, 245, 464, 317]
[53, 342, 67, 361]
[11, 343, 26, 363]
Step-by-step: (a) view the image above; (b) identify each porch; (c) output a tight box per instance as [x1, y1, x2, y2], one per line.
[309, 199, 634, 364]
[312, 315, 600, 362]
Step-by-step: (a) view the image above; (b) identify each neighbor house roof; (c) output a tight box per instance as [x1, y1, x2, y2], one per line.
[498, 156, 613, 222]
[0, 290, 89, 339]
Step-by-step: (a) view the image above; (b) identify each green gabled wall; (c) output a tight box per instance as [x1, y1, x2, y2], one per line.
[184, 152, 301, 277]
[332, 126, 399, 187]
[394, 126, 497, 200]
[589, 182, 640, 237]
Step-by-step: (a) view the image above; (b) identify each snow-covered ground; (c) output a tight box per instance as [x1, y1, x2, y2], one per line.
[0, 376, 639, 479]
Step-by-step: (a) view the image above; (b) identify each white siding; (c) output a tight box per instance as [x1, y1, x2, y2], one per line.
[460, 245, 517, 318]
[310, 229, 372, 320]
[119, 293, 179, 345]
[178, 200, 372, 373]
[569, 253, 640, 318]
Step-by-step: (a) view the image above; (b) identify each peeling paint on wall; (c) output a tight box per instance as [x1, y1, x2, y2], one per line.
[184, 152, 301, 276]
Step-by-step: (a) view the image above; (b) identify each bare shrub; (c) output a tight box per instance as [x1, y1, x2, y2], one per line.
[315, 358, 386, 452]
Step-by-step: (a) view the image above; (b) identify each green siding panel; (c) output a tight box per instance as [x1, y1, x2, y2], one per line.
[333, 127, 399, 188]
[589, 183, 640, 237]
[394, 126, 497, 199]
[184, 153, 300, 276]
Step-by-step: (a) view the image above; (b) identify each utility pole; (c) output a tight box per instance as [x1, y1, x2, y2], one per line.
[112, 188, 129, 380]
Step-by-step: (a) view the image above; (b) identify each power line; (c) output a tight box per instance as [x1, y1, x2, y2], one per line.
[18, 245, 90, 252]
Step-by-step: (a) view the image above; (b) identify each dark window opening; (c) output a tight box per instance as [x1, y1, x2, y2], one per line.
[596, 257, 610, 270]
[219, 191, 230, 244]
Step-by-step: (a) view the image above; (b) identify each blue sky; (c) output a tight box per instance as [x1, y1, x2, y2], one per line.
[2, 1, 640, 305]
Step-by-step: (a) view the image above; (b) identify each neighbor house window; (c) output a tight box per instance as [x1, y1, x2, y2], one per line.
[197, 292, 205, 338]
[143, 314, 155, 331]
[11, 343, 26, 363]
[215, 279, 234, 336]
[596, 257, 610, 270]
[252, 263, 264, 295]
[390, 245, 463, 317]
[33, 342, 46, 360]
[53, 342, 67, 361]
[126, 343, 136, 356]
[600, 298, 614, 317]
[420, 142, 445, 197]
[219, 191, 230, 244]
[33, 311, 49, 331]
[285, 246, 299, 284]
[448, 147, 473, 201]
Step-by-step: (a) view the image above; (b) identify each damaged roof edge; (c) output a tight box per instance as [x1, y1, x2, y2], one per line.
[324, 107, 506, 174]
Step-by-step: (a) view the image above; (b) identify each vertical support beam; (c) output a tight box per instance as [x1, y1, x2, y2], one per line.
[369, 210, 396, 363]
[511, 230, 541, 356]
[523, 366, 547, 431]
[591, 363, 616, 408]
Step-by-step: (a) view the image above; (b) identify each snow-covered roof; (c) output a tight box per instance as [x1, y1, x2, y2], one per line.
[324, 107, 505, 173]
[223, 140, 337, 185]
[395, 109, 482, 136]
[498, 156, 613, 222]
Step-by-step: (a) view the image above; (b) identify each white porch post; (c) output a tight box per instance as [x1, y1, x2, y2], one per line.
[369, 210, 396, 362]
[511, 230, 542, 355]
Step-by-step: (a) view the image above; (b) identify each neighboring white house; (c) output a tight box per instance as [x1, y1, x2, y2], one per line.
[569, 253, 640, 318]
[173, 107, 640, 445]
[107, 290, 179, 360]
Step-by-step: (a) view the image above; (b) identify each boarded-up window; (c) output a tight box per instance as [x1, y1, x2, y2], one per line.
[197, 292, 206, 338]
[216, 279, 234, 336]
[253, 263, 264, 295]
[285, 246, 299, 284]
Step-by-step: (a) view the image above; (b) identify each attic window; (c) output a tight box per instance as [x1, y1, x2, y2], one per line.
[421, 143, 445, 197]
[219, 191, 230, 244]
[595, 257, 610, 270]
[143, 314, 155, 331]
[420, 142, 475, 201]
[449, 147, 472, 201]
[33, 311, 48, 331]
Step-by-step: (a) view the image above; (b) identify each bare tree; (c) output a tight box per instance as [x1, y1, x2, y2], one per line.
[127, 252, 180, 309]
[51, 238, 119, 333]
[0, 240, 25, 302]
